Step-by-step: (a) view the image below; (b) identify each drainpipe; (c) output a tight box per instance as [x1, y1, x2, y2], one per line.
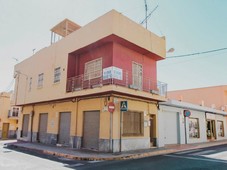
[30, 106, 34, 142]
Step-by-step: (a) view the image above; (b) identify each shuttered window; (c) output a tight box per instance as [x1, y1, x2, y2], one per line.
[123, 111, 144, 136]
[132, 62, 143, 90]
[54, 67, 61, 83]
[37, 73, 44, 88]
[84, 58, 102, 80]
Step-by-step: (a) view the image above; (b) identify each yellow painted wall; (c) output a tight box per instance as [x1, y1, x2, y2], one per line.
[18, 96, 158, 141]
[0, 92, 18, 133]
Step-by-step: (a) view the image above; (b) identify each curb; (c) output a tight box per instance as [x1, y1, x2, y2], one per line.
[6, 140, 227, 161]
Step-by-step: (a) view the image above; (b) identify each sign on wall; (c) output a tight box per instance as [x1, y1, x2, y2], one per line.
[103, 66, 123, 80]
[183, 110, 191, 117]
[120, 101, 128, 112]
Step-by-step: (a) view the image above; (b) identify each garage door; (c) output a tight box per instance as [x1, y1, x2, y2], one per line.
[58, 112, 71, 146]
[162, 111, 179, 145]
[38, 113, 48, 143]
[22, 114, 30, 137]
[83, 111, 100, 150]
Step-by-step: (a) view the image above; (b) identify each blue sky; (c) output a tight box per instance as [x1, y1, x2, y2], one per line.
[0, 0, 227, 92]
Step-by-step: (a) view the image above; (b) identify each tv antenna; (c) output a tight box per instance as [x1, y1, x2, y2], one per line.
[141, 2, 158, 29]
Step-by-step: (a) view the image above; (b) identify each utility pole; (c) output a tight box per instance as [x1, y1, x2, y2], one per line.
[144, 0, 148, 29]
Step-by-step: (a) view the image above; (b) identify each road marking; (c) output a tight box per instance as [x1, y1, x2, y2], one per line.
[175, 149, 202, 155]
[165, 154, 227, 164]
[66, 163, 84, 167]
[58, 157, 73, 161]
[189, 150, 216, 156]
[88, 160, 104, 163]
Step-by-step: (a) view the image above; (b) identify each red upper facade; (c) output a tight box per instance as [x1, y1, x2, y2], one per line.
[67, 35, 162, 96]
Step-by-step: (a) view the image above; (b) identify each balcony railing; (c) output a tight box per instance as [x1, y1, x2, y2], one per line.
[8, 110, 19, 118]
[66, 70, 167, 97]
[8, 107, 20, 119]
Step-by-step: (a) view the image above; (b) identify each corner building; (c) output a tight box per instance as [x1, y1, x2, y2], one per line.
[15, 10, 167, 152]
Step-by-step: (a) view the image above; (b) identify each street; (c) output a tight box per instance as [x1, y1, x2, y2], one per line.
[80, 145, 227, 170]
[1, 140, 227, 170]
[0, 140, 100, 170]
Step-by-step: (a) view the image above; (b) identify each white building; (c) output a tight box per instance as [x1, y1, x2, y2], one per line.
[158, 100, 227, 147]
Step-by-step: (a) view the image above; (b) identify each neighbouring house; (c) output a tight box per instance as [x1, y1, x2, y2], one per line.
[14, 10, 167, 152]
[168, 85, 227, 111]
[0, 92, 19, 139]
[158, 99, 227, 147]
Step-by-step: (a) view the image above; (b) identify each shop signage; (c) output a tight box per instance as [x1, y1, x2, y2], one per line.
[108, 102, 115, 113]
[184, 110, 191, 117]
[120, 101, 128, 112]
[103, 66, 123, 80]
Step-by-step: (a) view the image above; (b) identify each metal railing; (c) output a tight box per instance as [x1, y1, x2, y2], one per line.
[66, 70, 167, 97]
[8, 110, 19, 118]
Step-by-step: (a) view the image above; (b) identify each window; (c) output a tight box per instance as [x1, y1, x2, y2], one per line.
[38, 73, 44, 87]
[54, 67, 61, 83]
[29, 77, 32, 91]
[12, 107, 19, 117]
[132, 62, 143, 90]
[189, 118, 200, 138]
[123, 111, 144, 136]
[84, 58, 102, 80]
[217, 121, 224, 137]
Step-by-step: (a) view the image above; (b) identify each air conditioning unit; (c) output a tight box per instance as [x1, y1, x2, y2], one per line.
[150, 89, 159, 95]
[128, 84, 138, 90]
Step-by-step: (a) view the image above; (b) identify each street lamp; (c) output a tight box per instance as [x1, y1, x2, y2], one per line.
[167, 48, 175, 53]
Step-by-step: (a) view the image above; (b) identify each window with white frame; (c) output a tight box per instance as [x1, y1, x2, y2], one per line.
[132, 62, 143, 90]
[189, 118, 200, 138]
[37, 73, 44, 87]
[29, 77, 32, 91]
[217, 121, 224, 137]
[54, 67, 61, 83]
[84, 58, 102, 80]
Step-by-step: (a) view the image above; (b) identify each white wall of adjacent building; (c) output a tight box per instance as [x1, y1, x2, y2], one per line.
[158, 100, 227, 147]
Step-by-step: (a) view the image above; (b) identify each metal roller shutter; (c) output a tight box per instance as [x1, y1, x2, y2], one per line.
[58, 112, 71, 146]
[22, 114, 30, 137]
[38, 113, 48, 143]
[83, 111, 100, 150]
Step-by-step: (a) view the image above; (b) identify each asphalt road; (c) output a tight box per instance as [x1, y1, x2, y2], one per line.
[77, 144, 227, 170]
[1, 140, 227, 170]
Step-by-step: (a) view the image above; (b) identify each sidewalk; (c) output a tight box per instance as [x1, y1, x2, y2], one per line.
[4, 139, 227, 161]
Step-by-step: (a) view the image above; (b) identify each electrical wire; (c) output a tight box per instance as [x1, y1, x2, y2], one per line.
[167, 47, 227, 59]
[4, 79, 14, 92]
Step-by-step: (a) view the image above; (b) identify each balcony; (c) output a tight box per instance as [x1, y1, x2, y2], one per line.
[66, 69, 167, 97]
[8, 108, 20, 119]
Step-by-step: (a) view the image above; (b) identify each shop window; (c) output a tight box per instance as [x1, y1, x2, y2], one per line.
[123, 111, 144, 136]
[84, 58, 102, 80]
[189, 118, 200, 138]
[54, 67, 61, 83]
[217, 121, 224, 137]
